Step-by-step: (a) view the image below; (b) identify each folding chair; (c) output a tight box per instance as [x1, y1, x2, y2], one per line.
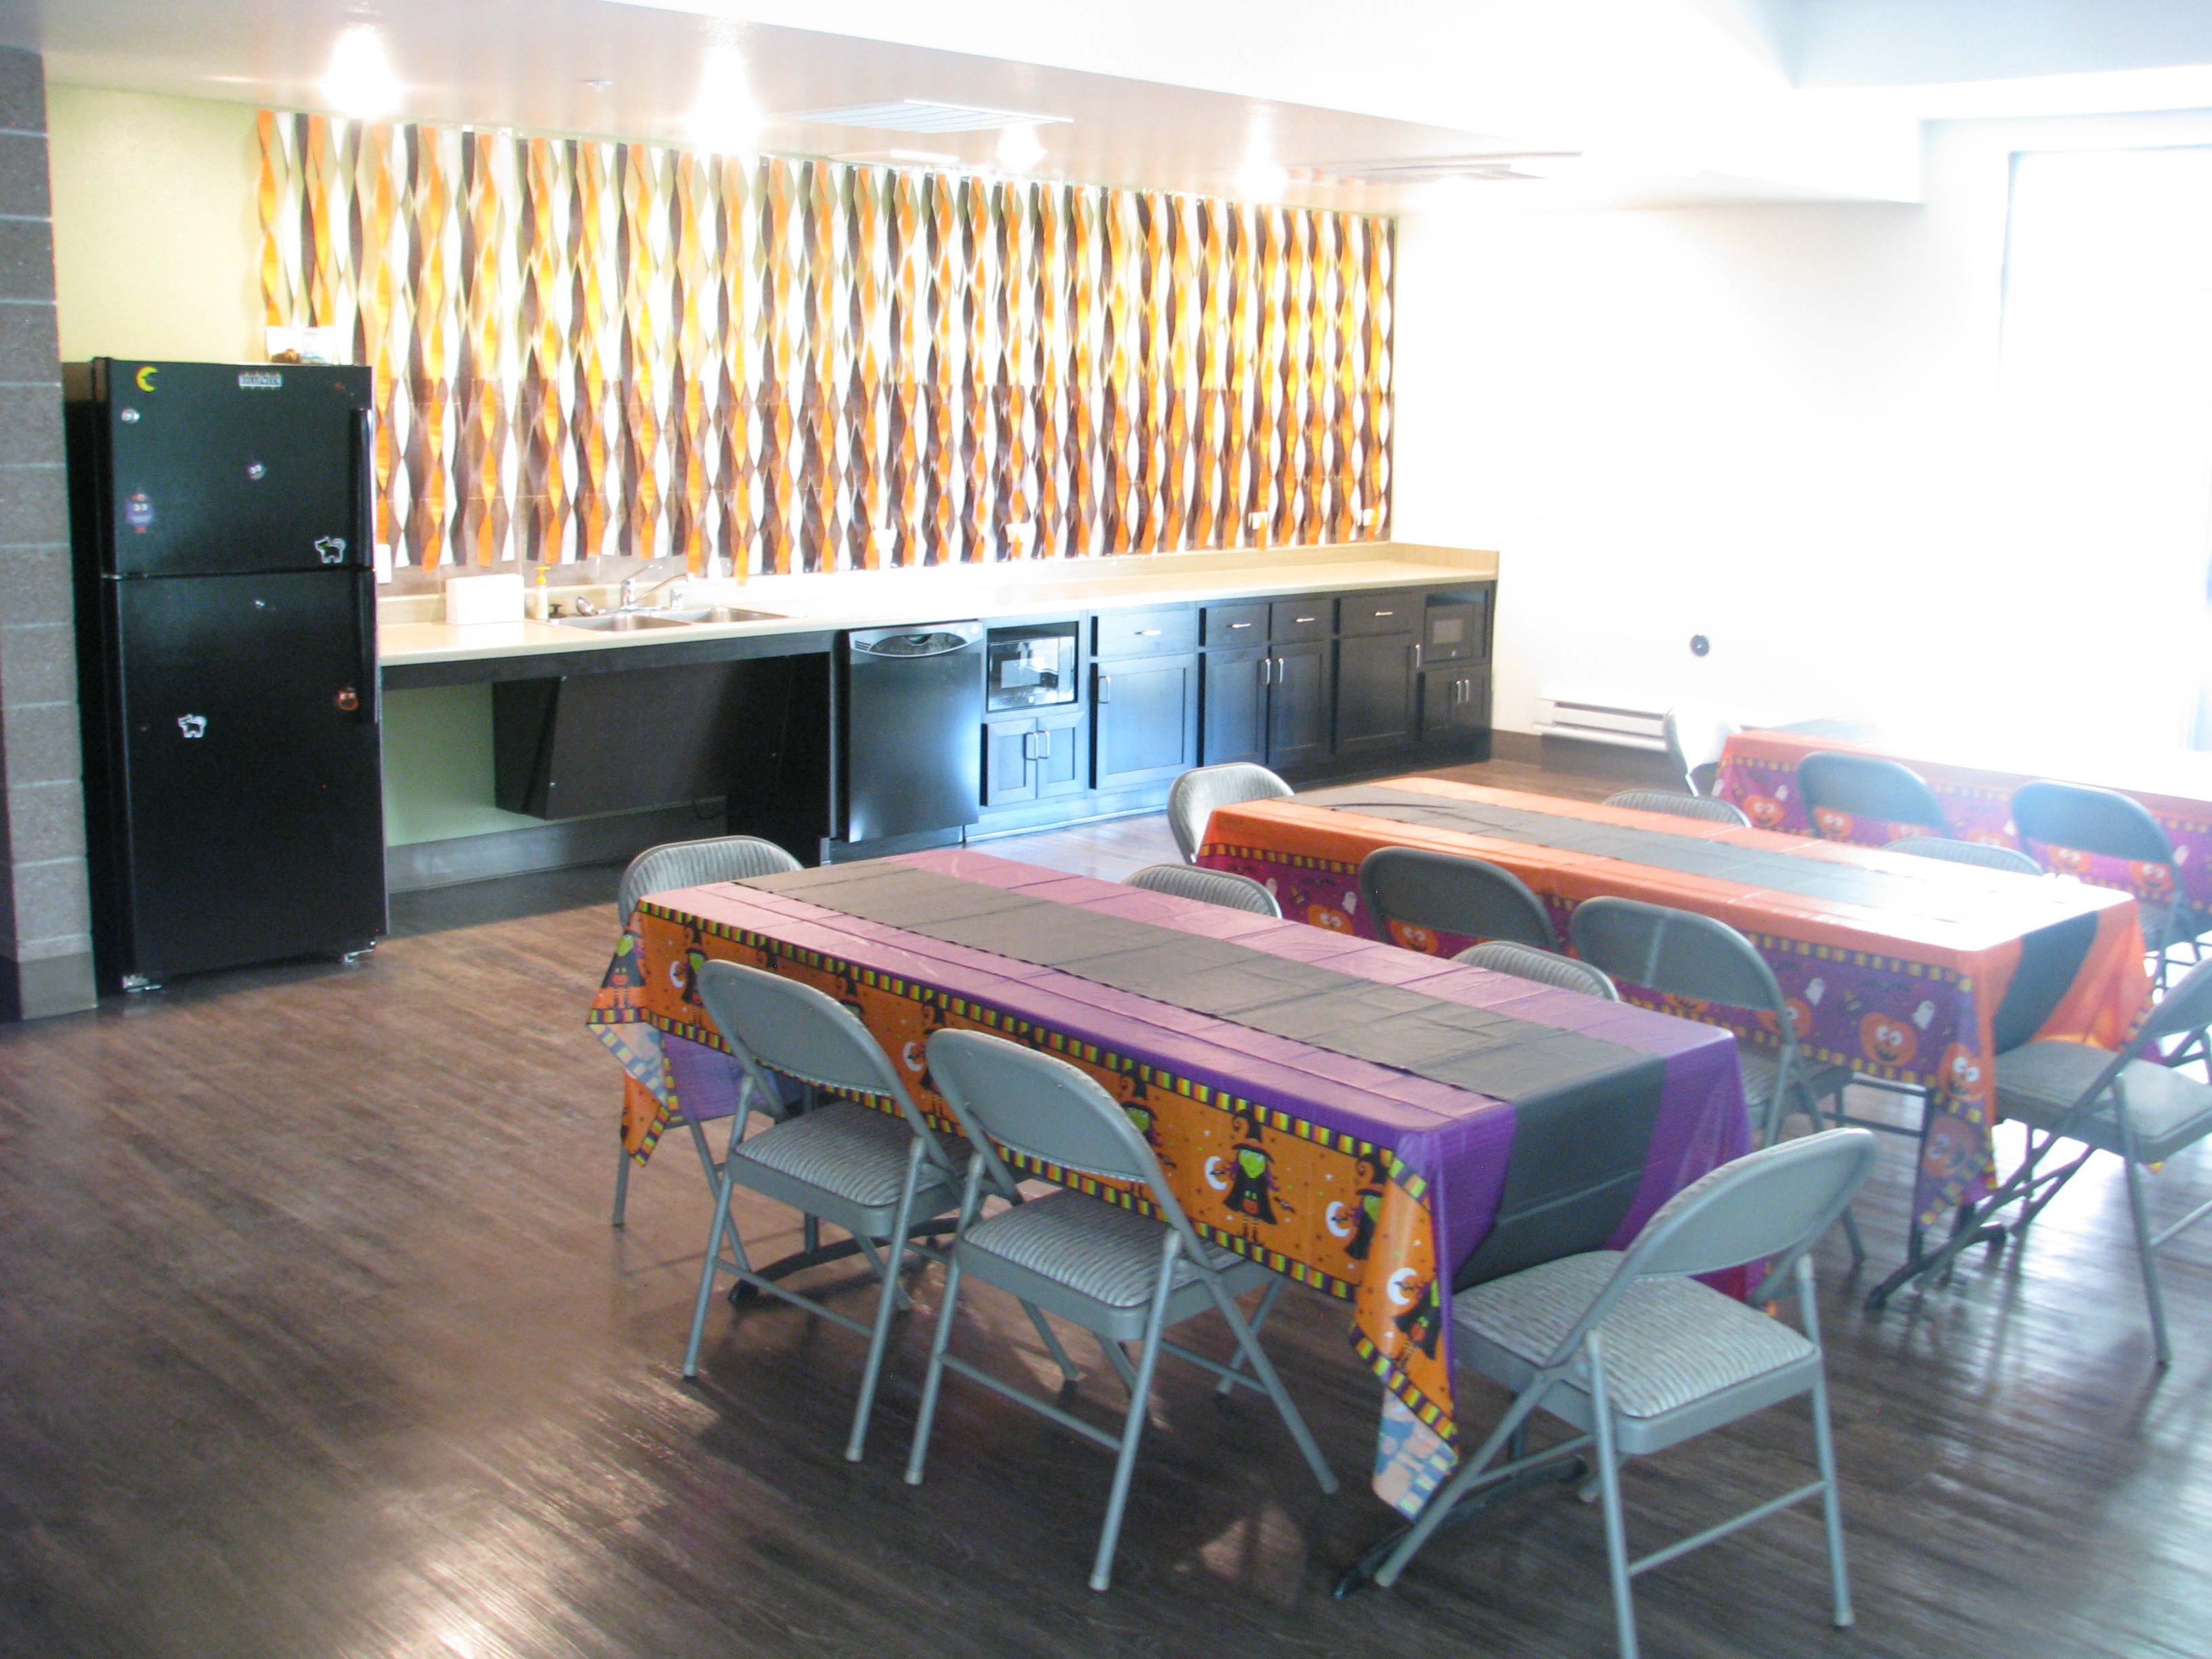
[1166, 763, 1293, 863]
[1974, 956, 2212, 1365]
[611, 834, 805, 1226]
[2013, 779, 2207, 989]
[1570, 897, 1863, 1262]
[1883, 836, 2044, 876]
[1797, 752, 1948, 840]
[1124, 863, 1283, 916]
[906, 1028, 1338, 1590]
[1663, 706, 1740, 797]
[1603, 788, 1751, 827]
[1357, 1129, 1879, 1659]
[1361, 844, 1559, 953]
[683, 961, 1021, 1463]
[1454, 939, 1622, 1001]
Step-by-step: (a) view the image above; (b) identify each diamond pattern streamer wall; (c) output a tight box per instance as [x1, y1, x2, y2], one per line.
[258, 111, 1393, 575]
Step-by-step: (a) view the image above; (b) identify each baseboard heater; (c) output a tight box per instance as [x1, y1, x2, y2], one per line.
[1532, 695, 1668, 752]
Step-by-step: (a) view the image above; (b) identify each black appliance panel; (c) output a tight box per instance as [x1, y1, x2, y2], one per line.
[108, 571, 385, 978]
[985, 622, 1080, 712]
[94, 360, 373, 577]
[844, 621, 984, 843]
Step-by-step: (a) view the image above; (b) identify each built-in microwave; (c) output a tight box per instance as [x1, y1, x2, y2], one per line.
[985, 622, 1081, 711]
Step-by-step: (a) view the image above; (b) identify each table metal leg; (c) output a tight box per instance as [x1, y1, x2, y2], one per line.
[728, 1216, 960, 1303]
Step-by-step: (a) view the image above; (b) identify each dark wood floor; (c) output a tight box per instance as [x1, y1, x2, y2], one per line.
[5, 747, 2209, 1659]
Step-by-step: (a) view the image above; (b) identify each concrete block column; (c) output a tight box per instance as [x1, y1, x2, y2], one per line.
[0, 47, 95, 1019]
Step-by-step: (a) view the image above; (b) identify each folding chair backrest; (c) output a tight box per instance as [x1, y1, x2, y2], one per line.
[2136, 954, 2212, 1048]
[695, 960, 939, 1147]
[1604, 789, 1751, 827]
[2012, 780, 2177, 869]
[1124, 863, 1283, 916]
[1618, 1128, 1878, 1284]
[1797, 752, 1948, 836]
[1568, 895, 1785, 1025]
[926, 1029, 1191, 1224]
[1454, 940, 1621, 1000]
[1166, 764, 1293, 863]
[1885, 836, 2045, 877]
[619, 834, 802, 918]
[1664, 705, 1740, 796]
[1360, 846, 1557, 951]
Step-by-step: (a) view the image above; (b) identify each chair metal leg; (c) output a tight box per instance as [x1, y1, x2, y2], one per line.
[682, 1166, 750, 1378]
[846, 1166, 927, 1462]
[1214, 1277, 1285, 1397]
[903, 1258, 966, 1486]
[1587, 1334, 1641, 1659]
[1809, 1368, 1854, 1627]
[611, 1143, 632, 1227]
[1090, 1266, 1179, 1591]
[1204, 1279, 1336, 1494]
[2122, 1151, 2174, 1367]
[1022, 1302, 1081, 1384]
[1369, 1384, 1560, 1588]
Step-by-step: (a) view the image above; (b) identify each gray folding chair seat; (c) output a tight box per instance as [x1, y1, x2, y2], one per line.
[1124, 862, 1282, 916]
[1355, 1129, 1879, 1659]
[907, 1027, 1337, 1591]
[1603, 788, 1751, 827]
[1454, 939, 1620, 1000]
[1965, 956, 2212, 1365]
[683, 961, 998, 1464]
[1362, 844, 1559, 953]
[1663, 705, 1740, 798]
[1166, 763, 1293, 863]
[1884, 836, 2045, 876]
[2013, 779, 2207, 987]
[611, 834, 806, 1227]
[1797, 752, 1948, 839]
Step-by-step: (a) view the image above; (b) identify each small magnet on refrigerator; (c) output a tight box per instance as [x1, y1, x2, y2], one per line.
[124, 492, 155, 533]
[335, 687, 360, 712]
[119, 408, 140, 424]
[314, 537, 347, 565]
[247, 462, 267, 480]
[176, 714, 207, 739]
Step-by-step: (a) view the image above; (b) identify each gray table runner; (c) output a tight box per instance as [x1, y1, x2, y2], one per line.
[737, 861, 1661, 1109]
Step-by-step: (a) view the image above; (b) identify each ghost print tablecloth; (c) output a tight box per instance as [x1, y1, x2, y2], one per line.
[588, 848, 1747, 1519]
[1719, 722, 2212, 924]
[1195, 777, 2150, 1233]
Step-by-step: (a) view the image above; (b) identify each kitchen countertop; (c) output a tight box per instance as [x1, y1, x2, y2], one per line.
[377, 541, 1497, 669]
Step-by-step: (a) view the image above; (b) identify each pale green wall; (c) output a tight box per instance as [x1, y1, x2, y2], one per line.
[380, 687, 549, 845]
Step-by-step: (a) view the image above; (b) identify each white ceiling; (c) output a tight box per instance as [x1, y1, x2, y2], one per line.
[9, 0, 2212, 211]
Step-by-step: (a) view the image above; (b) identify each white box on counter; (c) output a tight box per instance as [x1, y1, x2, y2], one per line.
[443, 573, 526, 625]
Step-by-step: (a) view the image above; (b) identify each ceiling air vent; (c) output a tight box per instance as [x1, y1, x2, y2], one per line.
[779, 100, 1071, 134]
[1309, 152, 1581, 185]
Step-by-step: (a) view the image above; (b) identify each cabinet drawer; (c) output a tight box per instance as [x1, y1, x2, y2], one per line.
[1203, 602, 1269, 647]
[1096, 607, 1198, 658]
[1340, 591, 1421, 637]
[1269, 598, 1332, 643]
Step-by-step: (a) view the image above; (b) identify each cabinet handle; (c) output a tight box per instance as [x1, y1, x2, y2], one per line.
[1373, 609, 1395, 617]
[1135, 628, 1162, 637]
[1229, 620, 1254, 628]
[1097, 672, 1111, 704]
[1412, 642, 1422, 669]
[1038, 728, 1052, 758]
[1022, 731, 1039, 760]
[1294, 615, 1316, 624]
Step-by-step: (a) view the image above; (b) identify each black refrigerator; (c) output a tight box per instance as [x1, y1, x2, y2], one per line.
[65, 359, 386, 991]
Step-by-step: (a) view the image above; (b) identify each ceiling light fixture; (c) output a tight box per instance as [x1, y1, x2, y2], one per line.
[321, 25, 402, 119]
[995, 124, 1046, 173]
[688, 48, 760, 155]
[1233, 157, 1289, 201]
[781, 99, 1070, 135]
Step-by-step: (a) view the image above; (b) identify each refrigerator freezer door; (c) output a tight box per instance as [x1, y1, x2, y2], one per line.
[98, 361, 372, 576]
[108, 570, 385, 980]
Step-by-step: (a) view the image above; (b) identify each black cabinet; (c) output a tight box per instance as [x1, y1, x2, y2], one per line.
[1336, 630, 1417, 755]
[1202, 645, 1268, 766]
[1094, 651, 1200, 787]
[1199, 598, 1334, 770]
[1269, 639, 1334, 767]
[1418, 663, 1492, 747]
[983, 708, 1085, 806]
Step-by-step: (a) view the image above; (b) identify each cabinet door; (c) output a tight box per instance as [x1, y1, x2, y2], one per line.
[1033, 708, 1087, 798]
[1094, 653, 1199, 788]
[1202, 646, 1269, 766]
[1267, 640, 1334, 769]
[1418, 665, 1491, 744]
[1336, 632, 1417, 756]
[982, 716, 1038, 808]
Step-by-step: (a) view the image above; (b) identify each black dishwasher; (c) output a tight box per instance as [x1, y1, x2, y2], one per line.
[842, 621, 985, 846]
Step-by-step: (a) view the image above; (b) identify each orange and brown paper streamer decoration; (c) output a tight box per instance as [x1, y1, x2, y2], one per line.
[258, 110, 1393, 574]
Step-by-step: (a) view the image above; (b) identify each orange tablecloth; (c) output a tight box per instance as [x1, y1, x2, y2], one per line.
[1198, 777, 2150, 1227]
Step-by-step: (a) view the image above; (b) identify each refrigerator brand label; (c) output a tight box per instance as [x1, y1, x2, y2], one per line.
[237, 371, 284, 390]
[176, 715, 207, 739]
[123, 492, 154, 533]
[314, 537, 347, 565]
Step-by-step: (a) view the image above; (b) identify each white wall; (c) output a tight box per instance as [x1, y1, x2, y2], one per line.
[1392, 107, 2212, 744]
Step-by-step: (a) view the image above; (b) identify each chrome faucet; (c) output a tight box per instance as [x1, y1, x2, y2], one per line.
[619, 571, 687, 611]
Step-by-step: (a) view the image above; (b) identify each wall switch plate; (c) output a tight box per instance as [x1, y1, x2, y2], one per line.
[1357, 508, 1380, 526]
[1246, 511, 1268, 529]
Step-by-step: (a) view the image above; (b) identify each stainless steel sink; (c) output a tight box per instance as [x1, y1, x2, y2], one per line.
[551, 612, 699, 632]
[661, 605, 786, 624]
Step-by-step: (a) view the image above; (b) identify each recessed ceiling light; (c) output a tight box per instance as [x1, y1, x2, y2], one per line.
[583, 79, 613, 91]
[782, 100, 1071, 134]
[1234, 157, 1289, 200]
[689, 49, 759, 154]
[322, 25, 401, 119]
[996, 124, 1046, 173]
[1311, 152, 1584, 185]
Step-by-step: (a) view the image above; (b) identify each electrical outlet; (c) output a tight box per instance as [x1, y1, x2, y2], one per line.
[1246, 511, 1267, 529]
[1004, 518, 1035, 548]
[1357, 508, 1380, 527]
[870, 525, 898, 552]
